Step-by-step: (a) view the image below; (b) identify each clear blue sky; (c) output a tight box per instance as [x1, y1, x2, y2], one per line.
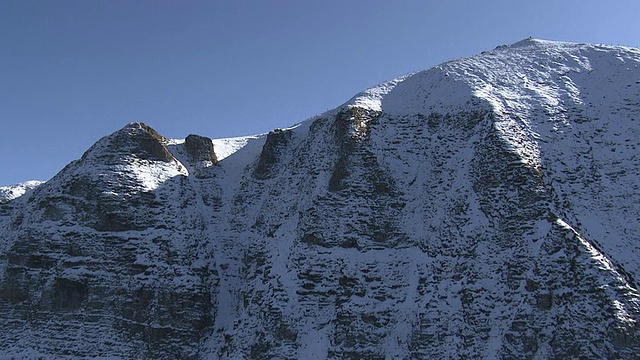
[1, 0, 639, 186]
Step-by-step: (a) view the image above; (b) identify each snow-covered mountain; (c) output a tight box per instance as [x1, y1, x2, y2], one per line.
[0, 181, 44, 204]
[1, 38, 639, 359]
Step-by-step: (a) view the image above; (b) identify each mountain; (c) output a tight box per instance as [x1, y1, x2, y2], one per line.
[1, 38, 640, 359]
[0, 181, 44, 204]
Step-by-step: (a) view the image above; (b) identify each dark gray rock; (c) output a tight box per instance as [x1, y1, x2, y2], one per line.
[253, 129, 291, 180]
[185, 134, 218, 165]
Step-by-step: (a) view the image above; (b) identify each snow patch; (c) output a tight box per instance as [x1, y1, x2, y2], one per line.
[211, 135, 263, 161]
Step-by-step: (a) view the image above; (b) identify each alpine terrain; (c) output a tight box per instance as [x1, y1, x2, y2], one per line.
[1, 38, 640, 359]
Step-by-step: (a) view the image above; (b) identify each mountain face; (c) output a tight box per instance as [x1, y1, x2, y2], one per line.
[1, 38, 640, 359]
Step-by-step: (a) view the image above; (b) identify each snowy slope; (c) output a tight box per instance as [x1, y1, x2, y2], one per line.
[1, 38, 639, 359]
[0, 180, 44, 204]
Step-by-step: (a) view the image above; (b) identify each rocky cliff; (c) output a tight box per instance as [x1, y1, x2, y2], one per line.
[1, 38, 640, 359]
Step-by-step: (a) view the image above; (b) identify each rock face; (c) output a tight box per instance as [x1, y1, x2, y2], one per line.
[1, 39, 640, 359]
[185, 134, 218, 172]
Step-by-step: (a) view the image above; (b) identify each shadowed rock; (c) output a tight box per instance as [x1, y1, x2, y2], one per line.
[185, 134, 218, 165]
[253, 129, 291, 180]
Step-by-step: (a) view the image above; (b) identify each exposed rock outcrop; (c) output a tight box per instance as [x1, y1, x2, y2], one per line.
[185, 134, 218, 165]
[253, 129, 291, 180]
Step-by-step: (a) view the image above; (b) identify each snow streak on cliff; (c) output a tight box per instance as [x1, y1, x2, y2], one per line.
[1, 39, 640, 359]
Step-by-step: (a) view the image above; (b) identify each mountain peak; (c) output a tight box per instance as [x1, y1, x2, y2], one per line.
[507, 37, 557, 48]
[123, 121, 167, 141]
[0, 180, 44, 204]
[82, 121, 174, 164]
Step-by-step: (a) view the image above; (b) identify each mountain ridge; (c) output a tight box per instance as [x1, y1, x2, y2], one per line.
[1, 38, 640, 358]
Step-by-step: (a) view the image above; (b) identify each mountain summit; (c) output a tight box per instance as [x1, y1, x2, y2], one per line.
[1, 39, 640, 359]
